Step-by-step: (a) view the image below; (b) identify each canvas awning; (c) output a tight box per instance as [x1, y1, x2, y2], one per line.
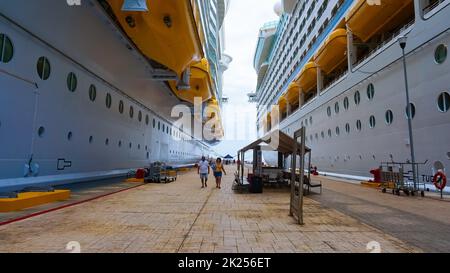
[239, 130, 311, 155]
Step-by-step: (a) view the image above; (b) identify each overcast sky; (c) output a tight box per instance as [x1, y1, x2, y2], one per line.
[214, 0, 280, 156]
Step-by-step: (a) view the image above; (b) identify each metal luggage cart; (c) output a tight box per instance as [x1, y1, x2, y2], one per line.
[380, 161, 426, 197]
[148, 162, 177, 183]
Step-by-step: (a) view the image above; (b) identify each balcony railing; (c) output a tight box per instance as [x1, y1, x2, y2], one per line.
[353, 20, 415, 69]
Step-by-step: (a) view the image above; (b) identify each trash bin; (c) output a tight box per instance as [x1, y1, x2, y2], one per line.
[249, 176, 263, 193]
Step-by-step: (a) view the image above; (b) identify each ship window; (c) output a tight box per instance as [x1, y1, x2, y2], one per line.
[89, 85, 97, 102]
[105, 138, 109, 146]
[356, 120, 362, 131]
[118, 140, 122, 147]
[438, 92, 450, 112]
[336, 126, 340, 136]
[0, 34, 14, 63]
[309, 116, 313, 125]
[163, 124, 165, 132]
[37, 56, 51, 80]
[367, 84, 375, 100]
[327, 106, 331, 117]
[406, 103, 416, 119]
[147, 152, 149, 159]
[369, 115, 376, 128]
[435, 44, 447, 64]
[354, 91, 361, 105]
[67, 131, 73, 141]
[106, 93, 112, 109]
[343, 97, 349, 110]
[67, 72, 77, 92]
[385, 110, 394, 125]
[38, 126, 45, 138]
[321, 131, 325, 139]
[138, 111, 142, 122]
[146, 115, 149, 125]
[119, 100, 124, 114]
[158, 121, 161, 130]
[89, 136, 93, 144]
[328, 129, 332, 138]
[129, 106, 134, 118]
[138, 144, 141, 150]
[129, 142, 132, 149]
[335, 102, 339, 114]
[345, 123, 350, 134]
[315, 133, 318, 140]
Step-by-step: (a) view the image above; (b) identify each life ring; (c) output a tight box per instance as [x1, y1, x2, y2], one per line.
[433, 171, 447, 190]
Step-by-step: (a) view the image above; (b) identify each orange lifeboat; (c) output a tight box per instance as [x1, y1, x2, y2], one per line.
[314, 29, 347, 74]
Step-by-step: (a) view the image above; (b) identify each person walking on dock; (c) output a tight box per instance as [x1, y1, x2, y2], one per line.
[213, 158, 227, 189]
[198, 156, 210, 188]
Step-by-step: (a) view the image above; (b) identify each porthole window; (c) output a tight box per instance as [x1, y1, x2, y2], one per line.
[328, 129, 332, 138]
[118, 140, 122, 147]
[129, 142, 132, 149]
[343, 97, 349, 110]
[321, 131, 325, 139]
[163, 124, 165, 132]
[67, 72, 77, 92]
[38, 126, 45, 138]
[89, 85, 97, 102]
[129, 106, 134, 118]
[435, 44, 447, 64]
[367, 84, 375, 100]
[356, 120, 362, 131]
[89, 136, 94, 144]
[106, 93, 112, 109]
[146, 115, 149, 125]
[406, 103, 416, 119]
[315, 133, 319, 140]
[336, 126, 340, 136]
[138, 144, 141, 150]
[37, 56, 51, 80]
[158, 121, 161, 130]
[437, 92, 450, 113]
[67, 131, 73, 141]
[119, 100, 124, 114]
[385, 110, 394, 125]
[0, 34, 14, 63]
[345, 123, 350, 134]
[327, 106, 331, 117]
[309, 116, 313, 125]
[105, 138, 109, 146]
[335, 102, 340, 114]
[354, 91, 361, 105]
[138, 111, 142, 122]
[369, 115, 376, 128]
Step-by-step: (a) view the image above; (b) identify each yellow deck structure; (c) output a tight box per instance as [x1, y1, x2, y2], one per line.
[314, 29, 347, 74]
[296, 62, 317, 92]
[106, 0, 203, 77]
[0, 190, 71, 212]
[346, 0, 413, 42]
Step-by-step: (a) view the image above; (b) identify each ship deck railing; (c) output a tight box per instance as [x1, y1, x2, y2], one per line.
[353, 19, 415, 69]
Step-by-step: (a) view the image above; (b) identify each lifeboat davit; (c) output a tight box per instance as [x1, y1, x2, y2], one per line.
[168, 58, 213, 103]
[284, 82, 301, 105]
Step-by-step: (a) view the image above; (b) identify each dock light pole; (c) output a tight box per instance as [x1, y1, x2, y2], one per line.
[398, 36, 418, 191]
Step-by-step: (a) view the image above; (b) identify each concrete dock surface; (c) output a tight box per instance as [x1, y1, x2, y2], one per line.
[2, 167, 448, 253]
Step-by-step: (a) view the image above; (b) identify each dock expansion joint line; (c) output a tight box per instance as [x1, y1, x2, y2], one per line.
[176, 189, 214, 253]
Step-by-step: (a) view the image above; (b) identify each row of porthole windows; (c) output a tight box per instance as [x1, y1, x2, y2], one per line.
[36, 127, 193, 158]
[306, 105, 420, 142]
[33, 53, 190, 139]
[327, 84, 375, 118]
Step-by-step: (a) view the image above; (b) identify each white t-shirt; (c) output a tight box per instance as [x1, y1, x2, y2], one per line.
[198, 160, 209, 174]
